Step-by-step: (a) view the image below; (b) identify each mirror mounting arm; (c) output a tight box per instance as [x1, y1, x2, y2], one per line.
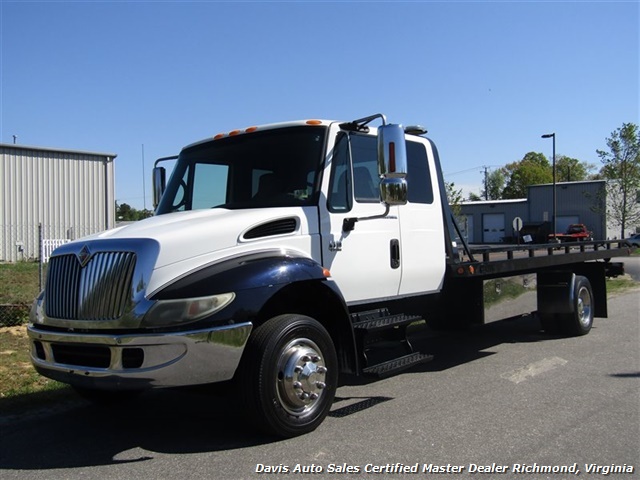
[342, 204, 391, 232]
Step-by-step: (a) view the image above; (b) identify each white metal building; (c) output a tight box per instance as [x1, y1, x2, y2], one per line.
[459, 180, 611, 244]
[1, 143, 116, 262]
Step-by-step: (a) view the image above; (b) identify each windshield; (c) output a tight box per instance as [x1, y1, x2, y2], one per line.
[156, 126, 327, 214]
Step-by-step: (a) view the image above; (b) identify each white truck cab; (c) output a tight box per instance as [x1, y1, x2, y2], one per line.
[150, 115, 447, 304]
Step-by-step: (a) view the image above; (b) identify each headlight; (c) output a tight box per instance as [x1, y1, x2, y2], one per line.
[30, 290, 45, 324]
[142, 292, 235, 327]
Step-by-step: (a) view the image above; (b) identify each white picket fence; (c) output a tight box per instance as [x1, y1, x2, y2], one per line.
[41, 239, 71, 263]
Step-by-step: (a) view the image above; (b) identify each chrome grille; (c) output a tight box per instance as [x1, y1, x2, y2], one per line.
[45, 252, 136, 320]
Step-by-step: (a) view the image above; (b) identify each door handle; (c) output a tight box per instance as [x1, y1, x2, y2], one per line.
[390, 239, 400, 269]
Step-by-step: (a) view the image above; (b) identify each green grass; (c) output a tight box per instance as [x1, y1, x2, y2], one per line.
[0, 261, 42, 305]
[0, 325, 70, 412]
[0, 262, 69, 413]
[606, 275, 639, 295]
[0, 262, 42, 327]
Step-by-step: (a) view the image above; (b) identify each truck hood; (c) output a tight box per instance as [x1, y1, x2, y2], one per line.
[79, 207, 313, 269]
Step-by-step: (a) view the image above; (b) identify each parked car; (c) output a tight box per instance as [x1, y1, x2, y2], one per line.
[625, 233, 640, 248]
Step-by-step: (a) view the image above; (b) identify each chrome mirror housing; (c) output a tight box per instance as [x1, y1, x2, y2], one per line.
[380, 177, 408, 206]
[152, 166, 166, 208]
[377, 124, 408, 205]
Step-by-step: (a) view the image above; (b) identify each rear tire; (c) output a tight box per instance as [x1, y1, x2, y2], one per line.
[560, 275, 593, 336]
[239, 314, 338, 438]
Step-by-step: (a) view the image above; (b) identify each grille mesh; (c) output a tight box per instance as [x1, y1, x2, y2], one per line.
[45, 252, 136, 320]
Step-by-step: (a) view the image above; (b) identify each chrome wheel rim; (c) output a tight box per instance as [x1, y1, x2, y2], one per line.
[276, 338, 328, 416]
[577, 285, 592, 328]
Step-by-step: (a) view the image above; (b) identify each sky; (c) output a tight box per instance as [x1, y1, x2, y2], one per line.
[1, 0, 638, 210]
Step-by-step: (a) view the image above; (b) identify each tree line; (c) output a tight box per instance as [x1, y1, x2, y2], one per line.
[115, 202, 153, 222]
[447, 122, 640, 238]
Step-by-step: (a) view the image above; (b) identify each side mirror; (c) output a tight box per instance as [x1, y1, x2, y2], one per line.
[377, 124, 408, 205]
[152, 166, 166, 208]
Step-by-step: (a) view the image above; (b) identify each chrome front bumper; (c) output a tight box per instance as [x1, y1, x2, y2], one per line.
[27, 322, 252, 390]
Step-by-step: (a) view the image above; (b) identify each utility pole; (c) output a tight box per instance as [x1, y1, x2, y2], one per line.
[142, 144, 146, 211]
[483, 166, 489, 200]
[541, 133, 557, 237]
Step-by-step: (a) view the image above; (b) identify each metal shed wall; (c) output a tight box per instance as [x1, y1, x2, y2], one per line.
[1, 144, 116, 262]
[528, 181, 606, 239]
[459, 181, 609, 244]
[459, 199, 528, 243]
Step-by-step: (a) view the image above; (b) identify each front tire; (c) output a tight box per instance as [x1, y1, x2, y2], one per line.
[239, 314, 338, 437]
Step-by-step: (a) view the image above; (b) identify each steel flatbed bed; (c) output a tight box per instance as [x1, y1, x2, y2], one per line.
[450, 240, 632, 279]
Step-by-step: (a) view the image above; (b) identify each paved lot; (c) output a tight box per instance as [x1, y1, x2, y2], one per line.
[1, 289, 638, 480]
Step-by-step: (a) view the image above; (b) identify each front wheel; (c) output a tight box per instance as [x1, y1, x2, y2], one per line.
[239, 314, 338, 437]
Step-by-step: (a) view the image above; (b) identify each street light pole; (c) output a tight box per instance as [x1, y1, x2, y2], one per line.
[542, 133, 556, 239]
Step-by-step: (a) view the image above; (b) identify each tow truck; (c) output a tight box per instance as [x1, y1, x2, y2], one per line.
[28, 114, 631, 437]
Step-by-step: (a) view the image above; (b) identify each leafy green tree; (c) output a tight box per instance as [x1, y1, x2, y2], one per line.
[445, 181, 464, 217]
[502, 152, 552, 199]
[138, 209, 154, 220]
[596, 122, 640, 238]
[116, 202, 154, 221]
[482, 168, 506, 200]
[555, 155, 593, 182]
[468, 192, 482, 201]
[116, 202, 134, 221]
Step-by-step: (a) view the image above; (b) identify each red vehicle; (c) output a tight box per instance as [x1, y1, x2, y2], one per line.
[549, 223, 593, 242]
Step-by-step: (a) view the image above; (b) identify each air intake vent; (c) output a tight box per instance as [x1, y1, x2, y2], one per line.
[244, 218, 297, 239]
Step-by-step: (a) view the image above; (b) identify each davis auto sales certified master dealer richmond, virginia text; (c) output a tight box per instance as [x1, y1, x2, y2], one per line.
[254, 462, 635, 475]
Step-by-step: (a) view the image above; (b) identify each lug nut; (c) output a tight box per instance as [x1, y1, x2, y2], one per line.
[316, 366, 327, 374]
[315, 381, 326, 389]
[293, 381, 302, 389]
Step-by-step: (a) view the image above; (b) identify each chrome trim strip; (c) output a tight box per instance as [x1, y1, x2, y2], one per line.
[27, 322, 252, 388]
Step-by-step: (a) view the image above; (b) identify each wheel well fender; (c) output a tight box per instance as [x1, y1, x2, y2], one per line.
[257, 280, 358, 375]
[153, 251, 329, 299]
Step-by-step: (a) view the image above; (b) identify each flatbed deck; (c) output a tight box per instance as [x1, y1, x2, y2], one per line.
[452, 240, 633, 278]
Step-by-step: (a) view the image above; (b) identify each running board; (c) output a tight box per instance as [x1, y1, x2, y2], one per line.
[362, 352, 434, 378]
[352, 312, 423, 332]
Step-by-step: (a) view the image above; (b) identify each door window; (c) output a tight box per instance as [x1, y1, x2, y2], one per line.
[192, 164, 229, 209]
[327, 132, 434, 210]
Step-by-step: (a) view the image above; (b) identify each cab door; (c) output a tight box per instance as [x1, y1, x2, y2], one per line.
[319, 130, 401, 304]
[397, 139, 447, 295]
